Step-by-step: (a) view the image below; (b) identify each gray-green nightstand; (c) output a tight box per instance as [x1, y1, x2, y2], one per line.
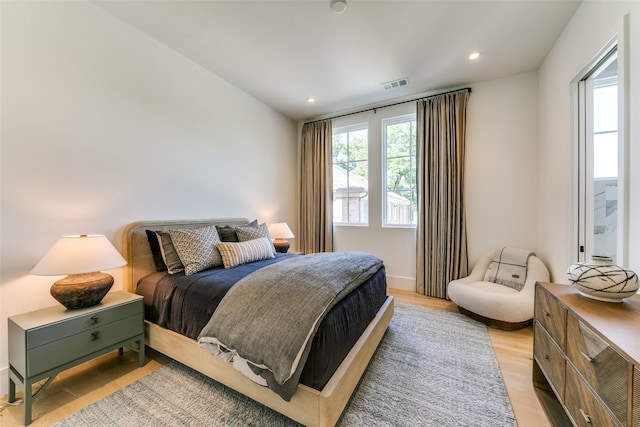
[8, 291, 145, 425]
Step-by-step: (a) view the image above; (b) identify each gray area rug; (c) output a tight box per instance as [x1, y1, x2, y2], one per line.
[54, 304, 516, 426]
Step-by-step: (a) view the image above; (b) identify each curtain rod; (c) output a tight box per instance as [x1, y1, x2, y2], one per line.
[304, 87, 471, 125]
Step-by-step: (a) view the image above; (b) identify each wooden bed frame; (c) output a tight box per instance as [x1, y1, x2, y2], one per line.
[122, 218, 394, 427]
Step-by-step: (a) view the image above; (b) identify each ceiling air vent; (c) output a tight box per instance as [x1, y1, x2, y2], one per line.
[381, 78, 408, 90]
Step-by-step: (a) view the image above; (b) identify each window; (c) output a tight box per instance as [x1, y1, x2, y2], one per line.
[383, 114, 417, 226]
[332, 124, 368, 225]
[576, 46, 623, 263]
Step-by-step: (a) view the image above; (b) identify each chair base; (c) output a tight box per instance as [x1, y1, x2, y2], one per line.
[457, 306, 532, 331]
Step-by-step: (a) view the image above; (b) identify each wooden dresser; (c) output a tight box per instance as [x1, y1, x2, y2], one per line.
[533, 282, 640, 427]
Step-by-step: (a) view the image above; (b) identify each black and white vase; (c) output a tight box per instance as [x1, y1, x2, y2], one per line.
[567, 256, 639, 302]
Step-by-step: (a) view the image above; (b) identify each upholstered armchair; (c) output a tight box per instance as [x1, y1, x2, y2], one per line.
[447, 248, 550, 330]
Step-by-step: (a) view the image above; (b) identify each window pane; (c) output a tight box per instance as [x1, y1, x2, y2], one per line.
[593, 132, 618, 178]
[593, 177, 617, 259]
[383, 115, 416, 226]
[387, 122, 413, 156]
[589, 53, 618, 260]
[348, 129, 368, 162]
[332, 125, 368, 225]
[593, 80, 617, 133]
[387, 157, 411, 190]
[332, 133, 348, 164]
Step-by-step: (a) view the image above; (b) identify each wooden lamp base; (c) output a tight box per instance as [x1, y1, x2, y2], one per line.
[50, 272, 114, 310]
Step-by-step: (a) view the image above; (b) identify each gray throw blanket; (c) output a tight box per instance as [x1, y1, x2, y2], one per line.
[485, 247, 534, 291]
[197, 251, 383, 401]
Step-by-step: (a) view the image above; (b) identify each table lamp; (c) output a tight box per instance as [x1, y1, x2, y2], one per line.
[268, 223, 295, 253]
[31, 234, 127, 310]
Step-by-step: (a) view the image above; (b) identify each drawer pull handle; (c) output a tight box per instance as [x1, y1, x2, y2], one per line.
[91, 316, 99, 324]
[579, 408, 591, 424]
[91, 331, 100, 341]
[580, 351, 594, 363]
[544, 310, 551, 317]
[544, 354, 550, 360]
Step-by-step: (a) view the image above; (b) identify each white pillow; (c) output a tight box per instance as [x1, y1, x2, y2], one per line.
[217, 238, 275, 269]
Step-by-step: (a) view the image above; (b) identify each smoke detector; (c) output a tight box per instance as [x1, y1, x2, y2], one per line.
[381, 78, 409, 90]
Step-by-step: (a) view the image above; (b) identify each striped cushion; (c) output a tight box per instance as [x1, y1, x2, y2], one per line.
[236, 222, 275, 253]
[169, 225, 222, 275]
[217, 238, 275, 269]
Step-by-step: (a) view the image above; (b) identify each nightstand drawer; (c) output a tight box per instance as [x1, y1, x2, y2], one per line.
[534, 284, 566, 348]
[534, 322, 565, 399]
[566, 312, 628, 425]
[26, 302, 141, 349]
[565, 362, 618, 427]
[27, 313, 142, 377]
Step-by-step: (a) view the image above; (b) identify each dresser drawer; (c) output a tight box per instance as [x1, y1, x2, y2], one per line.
[534, 322, 565, 399]
[26, 301, 142, 349]
[535, 285, 566, 348]
[26, 314, 142, 377]
[565, 362, 618, 427]
[566, 312, 628, 425]
[633, 366, 639, 426]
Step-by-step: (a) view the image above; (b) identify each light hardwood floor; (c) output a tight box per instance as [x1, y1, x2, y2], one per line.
[1, 289, 550, 426]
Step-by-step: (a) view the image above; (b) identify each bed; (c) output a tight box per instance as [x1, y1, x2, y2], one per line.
[122, 218, 394, 427]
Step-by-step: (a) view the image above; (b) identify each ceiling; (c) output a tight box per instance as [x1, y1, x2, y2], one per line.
[93, 0, 581, 122]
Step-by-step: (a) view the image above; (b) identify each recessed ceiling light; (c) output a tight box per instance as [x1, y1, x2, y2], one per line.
[306, 98, 315, 103]
[330, 0, 347, 14]
[469, 52, 480, 60]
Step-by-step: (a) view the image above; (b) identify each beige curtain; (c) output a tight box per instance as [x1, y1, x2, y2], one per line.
[416, 90, 470, 298]
[299, 120, 333, 253]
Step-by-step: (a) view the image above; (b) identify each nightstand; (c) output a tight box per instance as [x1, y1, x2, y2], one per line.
[8, 291, 145, 425]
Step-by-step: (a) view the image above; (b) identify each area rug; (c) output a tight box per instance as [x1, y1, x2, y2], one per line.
[54, 304, 516, 426]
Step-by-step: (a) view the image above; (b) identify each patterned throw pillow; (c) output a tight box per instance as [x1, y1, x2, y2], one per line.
[236, 223, 275, 253]
[217, 238, 275, 269]
[169, 226, 222, 275]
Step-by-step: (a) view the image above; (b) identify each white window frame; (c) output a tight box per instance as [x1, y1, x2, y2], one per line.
[382, 114, 417, 227]
[571, 24, 629, 265]
[332, 123, 369, 226]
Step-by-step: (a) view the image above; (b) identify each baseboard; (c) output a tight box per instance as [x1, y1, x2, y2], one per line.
[386, 275, 415, 291]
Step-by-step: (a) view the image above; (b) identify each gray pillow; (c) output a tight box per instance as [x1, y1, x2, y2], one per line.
[155, 231, 184, 274]
[216, 219, 258, 242]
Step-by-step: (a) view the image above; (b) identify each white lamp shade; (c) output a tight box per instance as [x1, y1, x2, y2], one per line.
[268, 223, 295, 239]
[31, 234, 127, 276]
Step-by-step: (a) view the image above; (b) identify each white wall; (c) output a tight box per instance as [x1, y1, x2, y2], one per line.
[0, 1, 297, 396]
[466, 72, 540, 266]
[538, 1, 640, 282]
[331, 71, 541, 290]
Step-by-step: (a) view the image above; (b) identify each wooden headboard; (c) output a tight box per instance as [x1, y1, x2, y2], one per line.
[121, 218, 250, 292]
